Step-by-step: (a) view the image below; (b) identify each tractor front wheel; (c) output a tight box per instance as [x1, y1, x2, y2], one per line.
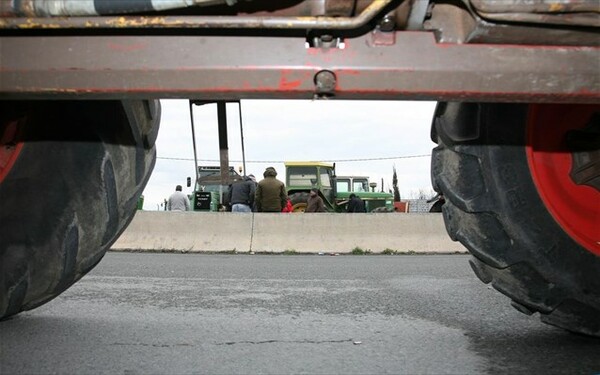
[0, 100, 160, 320]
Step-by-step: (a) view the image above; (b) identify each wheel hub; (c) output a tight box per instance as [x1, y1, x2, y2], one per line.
[526, 104, 600, 256]
[567, 116, 600, 191]
[292, 203, 307, 213]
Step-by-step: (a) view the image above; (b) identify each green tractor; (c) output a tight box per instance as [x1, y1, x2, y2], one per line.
[188, 166, 244, 211]
[285, 162, 394, 213]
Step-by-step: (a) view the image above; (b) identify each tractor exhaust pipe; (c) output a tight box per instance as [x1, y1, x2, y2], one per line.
[1, 0, 237, 17]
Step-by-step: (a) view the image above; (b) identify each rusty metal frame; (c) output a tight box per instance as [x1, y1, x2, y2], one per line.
[0, 31, 598, 102]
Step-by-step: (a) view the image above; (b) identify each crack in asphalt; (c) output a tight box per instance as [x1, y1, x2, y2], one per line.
[112, 342, 193, 347]
[111, 338, 357, 347]
[216, 338, 355, 346]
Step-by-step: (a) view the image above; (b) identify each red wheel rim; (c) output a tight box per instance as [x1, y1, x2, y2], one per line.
[0, 118, 25, 184]
[526, 104, 600, 256]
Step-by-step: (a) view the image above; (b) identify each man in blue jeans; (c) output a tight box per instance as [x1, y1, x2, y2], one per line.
[228, 175, 256, 212]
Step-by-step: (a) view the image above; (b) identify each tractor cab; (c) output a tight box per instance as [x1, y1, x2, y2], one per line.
[189, 166, 243, 211]
[336, 176, 370, 194]
[285, 162, 337, 211]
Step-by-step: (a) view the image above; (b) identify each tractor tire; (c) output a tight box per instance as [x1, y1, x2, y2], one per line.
[371, 206, 393, 213]
[289, 192, 309, 212]
[431, 102, 600, 336]
[0, 100, 160, 320]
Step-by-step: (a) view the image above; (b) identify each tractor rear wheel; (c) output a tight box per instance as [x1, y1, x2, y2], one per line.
[371, 206, 393, 213]
[0, 100, 160, 320]
[431, 102, 600, 336]
[289, 192, 309, 212]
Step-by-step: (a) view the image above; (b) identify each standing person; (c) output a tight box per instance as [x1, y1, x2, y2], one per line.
[305, 188, 326, 212]
[228, 175, 256, 212]
[247, 174, 258, 211]
[347, 193, 366, 213]
[168, 185, 190, 211]
[255, 167, 287, 212]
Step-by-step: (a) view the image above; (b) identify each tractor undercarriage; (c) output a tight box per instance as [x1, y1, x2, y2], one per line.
[1, 0, 599, 336]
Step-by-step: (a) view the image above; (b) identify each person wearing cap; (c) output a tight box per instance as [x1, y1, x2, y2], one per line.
[228, 175, 256, 212]
[167, 184, 190, 211]
[255, 167, 287, 212]
[305, 188, 325, 212]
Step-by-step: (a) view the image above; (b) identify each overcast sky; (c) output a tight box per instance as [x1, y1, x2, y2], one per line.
[141, 99, 437, 210]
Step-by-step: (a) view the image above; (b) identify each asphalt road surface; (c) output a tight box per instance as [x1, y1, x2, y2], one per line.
[1, 253, 598, 374]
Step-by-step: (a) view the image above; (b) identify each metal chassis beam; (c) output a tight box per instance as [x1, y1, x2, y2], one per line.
[0, 31, 598, 102]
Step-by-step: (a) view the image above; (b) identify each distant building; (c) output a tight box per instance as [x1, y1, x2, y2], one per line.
[405, 199, 435, 213]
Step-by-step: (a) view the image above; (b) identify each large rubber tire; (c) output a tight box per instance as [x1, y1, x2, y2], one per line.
[371, 206, 393, 213]
[0, 100, 160, 319]
[289, 192, 309, 212]
[431, 102, 600, 336]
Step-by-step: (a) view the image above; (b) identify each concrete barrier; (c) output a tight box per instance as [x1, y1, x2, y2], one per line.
[111, 211, 467, 254]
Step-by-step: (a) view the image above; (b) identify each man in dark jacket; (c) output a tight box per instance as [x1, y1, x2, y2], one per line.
[255, 167, 287, 212]
[347, 193, 366, 213]
[305, 188, 326, 212]
[228, 176, 256, 212]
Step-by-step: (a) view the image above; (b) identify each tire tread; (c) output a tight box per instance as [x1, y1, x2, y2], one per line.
[0, 100, 160, 320]
[432, 102, 600, 336]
